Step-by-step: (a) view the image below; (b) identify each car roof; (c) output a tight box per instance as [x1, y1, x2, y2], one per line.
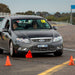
[7, 15, 43, 19]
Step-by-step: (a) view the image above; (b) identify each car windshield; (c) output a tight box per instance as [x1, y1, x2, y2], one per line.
[12, 19, 51, 30]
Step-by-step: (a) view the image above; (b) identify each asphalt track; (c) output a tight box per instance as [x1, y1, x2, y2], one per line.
[0, 24, 75, 75]
[0, 49, 75, 75]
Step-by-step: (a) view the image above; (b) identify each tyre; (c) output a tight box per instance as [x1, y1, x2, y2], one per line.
[9, 42, 15, 57]
[54, 50, 63, 56]
[0, 49, 3, 54]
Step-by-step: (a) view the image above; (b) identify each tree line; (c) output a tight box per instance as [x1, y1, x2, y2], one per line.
[0, 3, 75, 24]
[16, 11, 71, 23]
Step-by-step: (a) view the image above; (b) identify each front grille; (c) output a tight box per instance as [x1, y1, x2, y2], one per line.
[31, 38, 52, 42]
[29, 45, 56, 52]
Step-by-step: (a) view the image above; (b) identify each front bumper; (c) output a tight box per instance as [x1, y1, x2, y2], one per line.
[14, 40, 63, 54]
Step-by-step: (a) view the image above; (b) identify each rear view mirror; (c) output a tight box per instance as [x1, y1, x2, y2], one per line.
[53, 26, 58, 30]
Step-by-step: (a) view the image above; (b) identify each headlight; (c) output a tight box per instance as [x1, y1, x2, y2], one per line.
[16, 38, 30, 43]
[53, 36, 63, 42]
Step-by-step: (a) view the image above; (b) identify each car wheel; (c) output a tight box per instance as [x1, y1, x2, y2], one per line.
[0, 49, 3, 54]
[54, 50, 63, 56]
[9, 42, 15, 57]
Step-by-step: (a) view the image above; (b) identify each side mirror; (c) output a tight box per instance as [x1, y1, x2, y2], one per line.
[2, 28, 8, 32]
[53, 26, 58, 30]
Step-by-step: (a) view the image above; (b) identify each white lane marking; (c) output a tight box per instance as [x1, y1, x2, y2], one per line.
[64, 48, 75, 51]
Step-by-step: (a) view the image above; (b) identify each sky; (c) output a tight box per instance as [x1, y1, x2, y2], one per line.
[0, 0, 75, 14]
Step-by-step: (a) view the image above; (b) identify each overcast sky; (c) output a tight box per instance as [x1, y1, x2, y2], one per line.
[0, 0, 75, 14]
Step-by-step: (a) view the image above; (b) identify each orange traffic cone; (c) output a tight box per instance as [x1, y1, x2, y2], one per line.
[25, 50, 32, 58]
[5, 56, 12, 66]
[68, 56, 75, 66]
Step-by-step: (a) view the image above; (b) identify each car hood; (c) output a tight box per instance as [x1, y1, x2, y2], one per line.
[14, 29, 60, 38]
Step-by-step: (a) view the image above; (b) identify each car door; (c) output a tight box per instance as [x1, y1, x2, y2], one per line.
[1, 19, 11, 50]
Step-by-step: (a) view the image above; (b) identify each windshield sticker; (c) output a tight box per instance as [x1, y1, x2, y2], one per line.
[41, 20, 46, 23]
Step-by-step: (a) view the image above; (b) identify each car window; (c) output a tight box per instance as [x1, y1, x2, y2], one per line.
[0, 17, 4, 22]
[0, 18, 7, 29]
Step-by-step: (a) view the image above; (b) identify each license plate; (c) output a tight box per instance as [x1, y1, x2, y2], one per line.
[37, 45, 48, 48]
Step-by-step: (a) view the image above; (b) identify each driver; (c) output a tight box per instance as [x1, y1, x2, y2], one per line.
[13, 22, 18, 30]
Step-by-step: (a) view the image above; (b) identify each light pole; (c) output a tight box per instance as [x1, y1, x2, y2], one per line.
[70, 8, 72, 24]
[70, 5, 75, 24]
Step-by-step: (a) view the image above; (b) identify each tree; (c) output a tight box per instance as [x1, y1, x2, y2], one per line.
[42, 11, 50, 17]
[54, 12, 61, 17]
[72, 13, 75, 17]
[16, 12, 25, 15]
[25, 11, 35, 15]
[36, 12, 41, 16]
[0, 3, 10, 13]
[36, 11, 50, 17]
